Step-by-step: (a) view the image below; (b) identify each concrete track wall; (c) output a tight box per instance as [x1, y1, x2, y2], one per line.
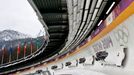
[16, 1, 134, 75]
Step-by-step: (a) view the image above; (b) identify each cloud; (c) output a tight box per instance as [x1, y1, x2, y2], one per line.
[0, 0, 45, 37]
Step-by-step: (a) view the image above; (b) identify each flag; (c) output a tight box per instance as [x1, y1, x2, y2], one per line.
[36, 38, 39, 50]
[23, 42, 27, 57]
[2, 45, 6, 56]
[2, 45, 5, 54]
[17, 42, 21, 60]
[9, 45, 13, 55]
[30, 39, 33, 54]
[1, 45, 5, 64]
[17, 43, 21, 55]
[8, 45, 13, 62]
[0, 48, 2, 56]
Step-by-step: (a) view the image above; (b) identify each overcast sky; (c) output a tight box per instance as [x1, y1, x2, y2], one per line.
[0, 0, 45, 37]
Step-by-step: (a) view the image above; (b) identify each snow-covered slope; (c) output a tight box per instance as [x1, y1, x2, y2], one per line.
[0, 30, 31, 42]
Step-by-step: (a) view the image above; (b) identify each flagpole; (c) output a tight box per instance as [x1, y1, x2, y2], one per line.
[17, 41, 21, 60]
[1, 52, 4, 65]
[30, 38, 33, 55]
[9, 44, 12, 63]
[23, 39, 27, 58]
[31, 46, 33, 55]
[17, 40, 19, 60]
[24, 50, 25, 58]
[24, 44, 26, 58]
[17, 51, 18, 60]
[1, 45, 5, 65]
[17, 44, 18, 60]
[9, 53, 11, 63]
[24, 42, 27, 58]
[36, 38, 39, 50]
[31, 47, 32, 55]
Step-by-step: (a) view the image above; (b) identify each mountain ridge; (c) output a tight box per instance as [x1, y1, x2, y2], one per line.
[0, 29, 31, 42]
